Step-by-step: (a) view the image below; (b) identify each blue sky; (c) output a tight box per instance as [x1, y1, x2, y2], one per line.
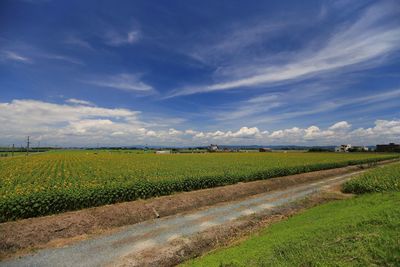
[0, 0, 399, 147]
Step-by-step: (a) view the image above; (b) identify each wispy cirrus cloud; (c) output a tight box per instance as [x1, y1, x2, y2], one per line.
[84, 73, 154, 92]
[170, 1, 400, 97]
[104, 29, 140, 46]
[202, 78, 349, 124]
[66, 98, 94, 106]
[65, 26, 141, 49]
[248, 87, 400, 125]
[213, 94, 283, 121]
[0, 41, 84, 66]
[1, 51, 32, 63]
[188, 21, 287, 66]
[41, 53, 84, 65]
[64, 35, 93, 49]
[207, 84, 400, 128]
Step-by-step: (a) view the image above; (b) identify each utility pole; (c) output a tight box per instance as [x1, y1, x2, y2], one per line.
[12, 144, 14, 157]
[26, 136, 30, 156]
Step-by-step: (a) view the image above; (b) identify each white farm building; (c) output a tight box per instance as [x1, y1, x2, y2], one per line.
[335, 144, 352, 152]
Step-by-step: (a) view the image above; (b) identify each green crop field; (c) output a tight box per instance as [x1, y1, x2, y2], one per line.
[184, 161, 400, 267]
[0, 151, 398, 222]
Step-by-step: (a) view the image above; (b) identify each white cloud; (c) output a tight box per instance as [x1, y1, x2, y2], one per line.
[0, 99, 399, 146]
[191, 127, 261, 140]
[214, 94, 282, 121]
[65, 35, 93, 49]
[227, 127, 261, 138]
[212, 87, 400, 127]
[168, 128, 183, 136]
[329, 121, 351, 131]
[104, 30, 140, 46]
[1, 51, 31, 63]
[146, 130, 157, 137]
[304, 126, 334, 140]
[270, 127, 303, 139]
[1, 45, 84, 66]
[265, 120, 400, 145]
[0, 99, 144, 146]
[189, 120, 400, 145]
[66, 98, 94, 106]
[85, 73, 153, 92]
[188, 21, 286, 66]
[170, 2, 400, 97]
[41, 54, 84, 65]
[184, 129, 197, 135]
[350, 120, 400, 141]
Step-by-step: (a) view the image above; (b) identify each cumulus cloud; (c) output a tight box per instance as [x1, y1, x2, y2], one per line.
[329, 121, 351, 131]
[350, 120, 400, 142]
[168, 128, 183, 136]
[304, 126, 334, 140]
[191, 120, 400, 146]
[0, 99, 144, 146]
[0, 99, 399, 146]
[265, 120, 400, 145]
[190, 127, 261, 140]
[227, 127, 261, 138]
[269, 127, 303, 139]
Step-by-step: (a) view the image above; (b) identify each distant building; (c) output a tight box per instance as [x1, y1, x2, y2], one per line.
[376, 143, 400, 152]
[208, 144, 219, 152]
[155, 150, 171, 154]
[259, 148, 272, 152]
[335, 144, 352, 152]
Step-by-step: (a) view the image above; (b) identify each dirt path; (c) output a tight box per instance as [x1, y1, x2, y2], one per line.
[0, 170, 363, 267]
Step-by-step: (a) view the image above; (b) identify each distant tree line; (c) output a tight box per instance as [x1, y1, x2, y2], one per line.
[0, 147, 55, 153]
[308, 147, 335, 152]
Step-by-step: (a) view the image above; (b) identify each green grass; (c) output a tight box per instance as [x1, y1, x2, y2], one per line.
[0, 151, 398, 222]
[343, 162, 400, 194]
[184, 159, 400, 267]
[184, 193, 400, 267]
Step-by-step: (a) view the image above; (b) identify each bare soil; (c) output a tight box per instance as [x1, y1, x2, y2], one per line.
[0, 160, 395, 259]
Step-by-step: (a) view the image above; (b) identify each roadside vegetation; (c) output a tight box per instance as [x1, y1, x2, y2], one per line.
[342, 162, 400, 193]
[0, 151, 398, 222]
[184, 163, 400, 266]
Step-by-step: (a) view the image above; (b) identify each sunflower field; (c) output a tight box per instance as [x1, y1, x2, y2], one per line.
[0, 150, 398, 222]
